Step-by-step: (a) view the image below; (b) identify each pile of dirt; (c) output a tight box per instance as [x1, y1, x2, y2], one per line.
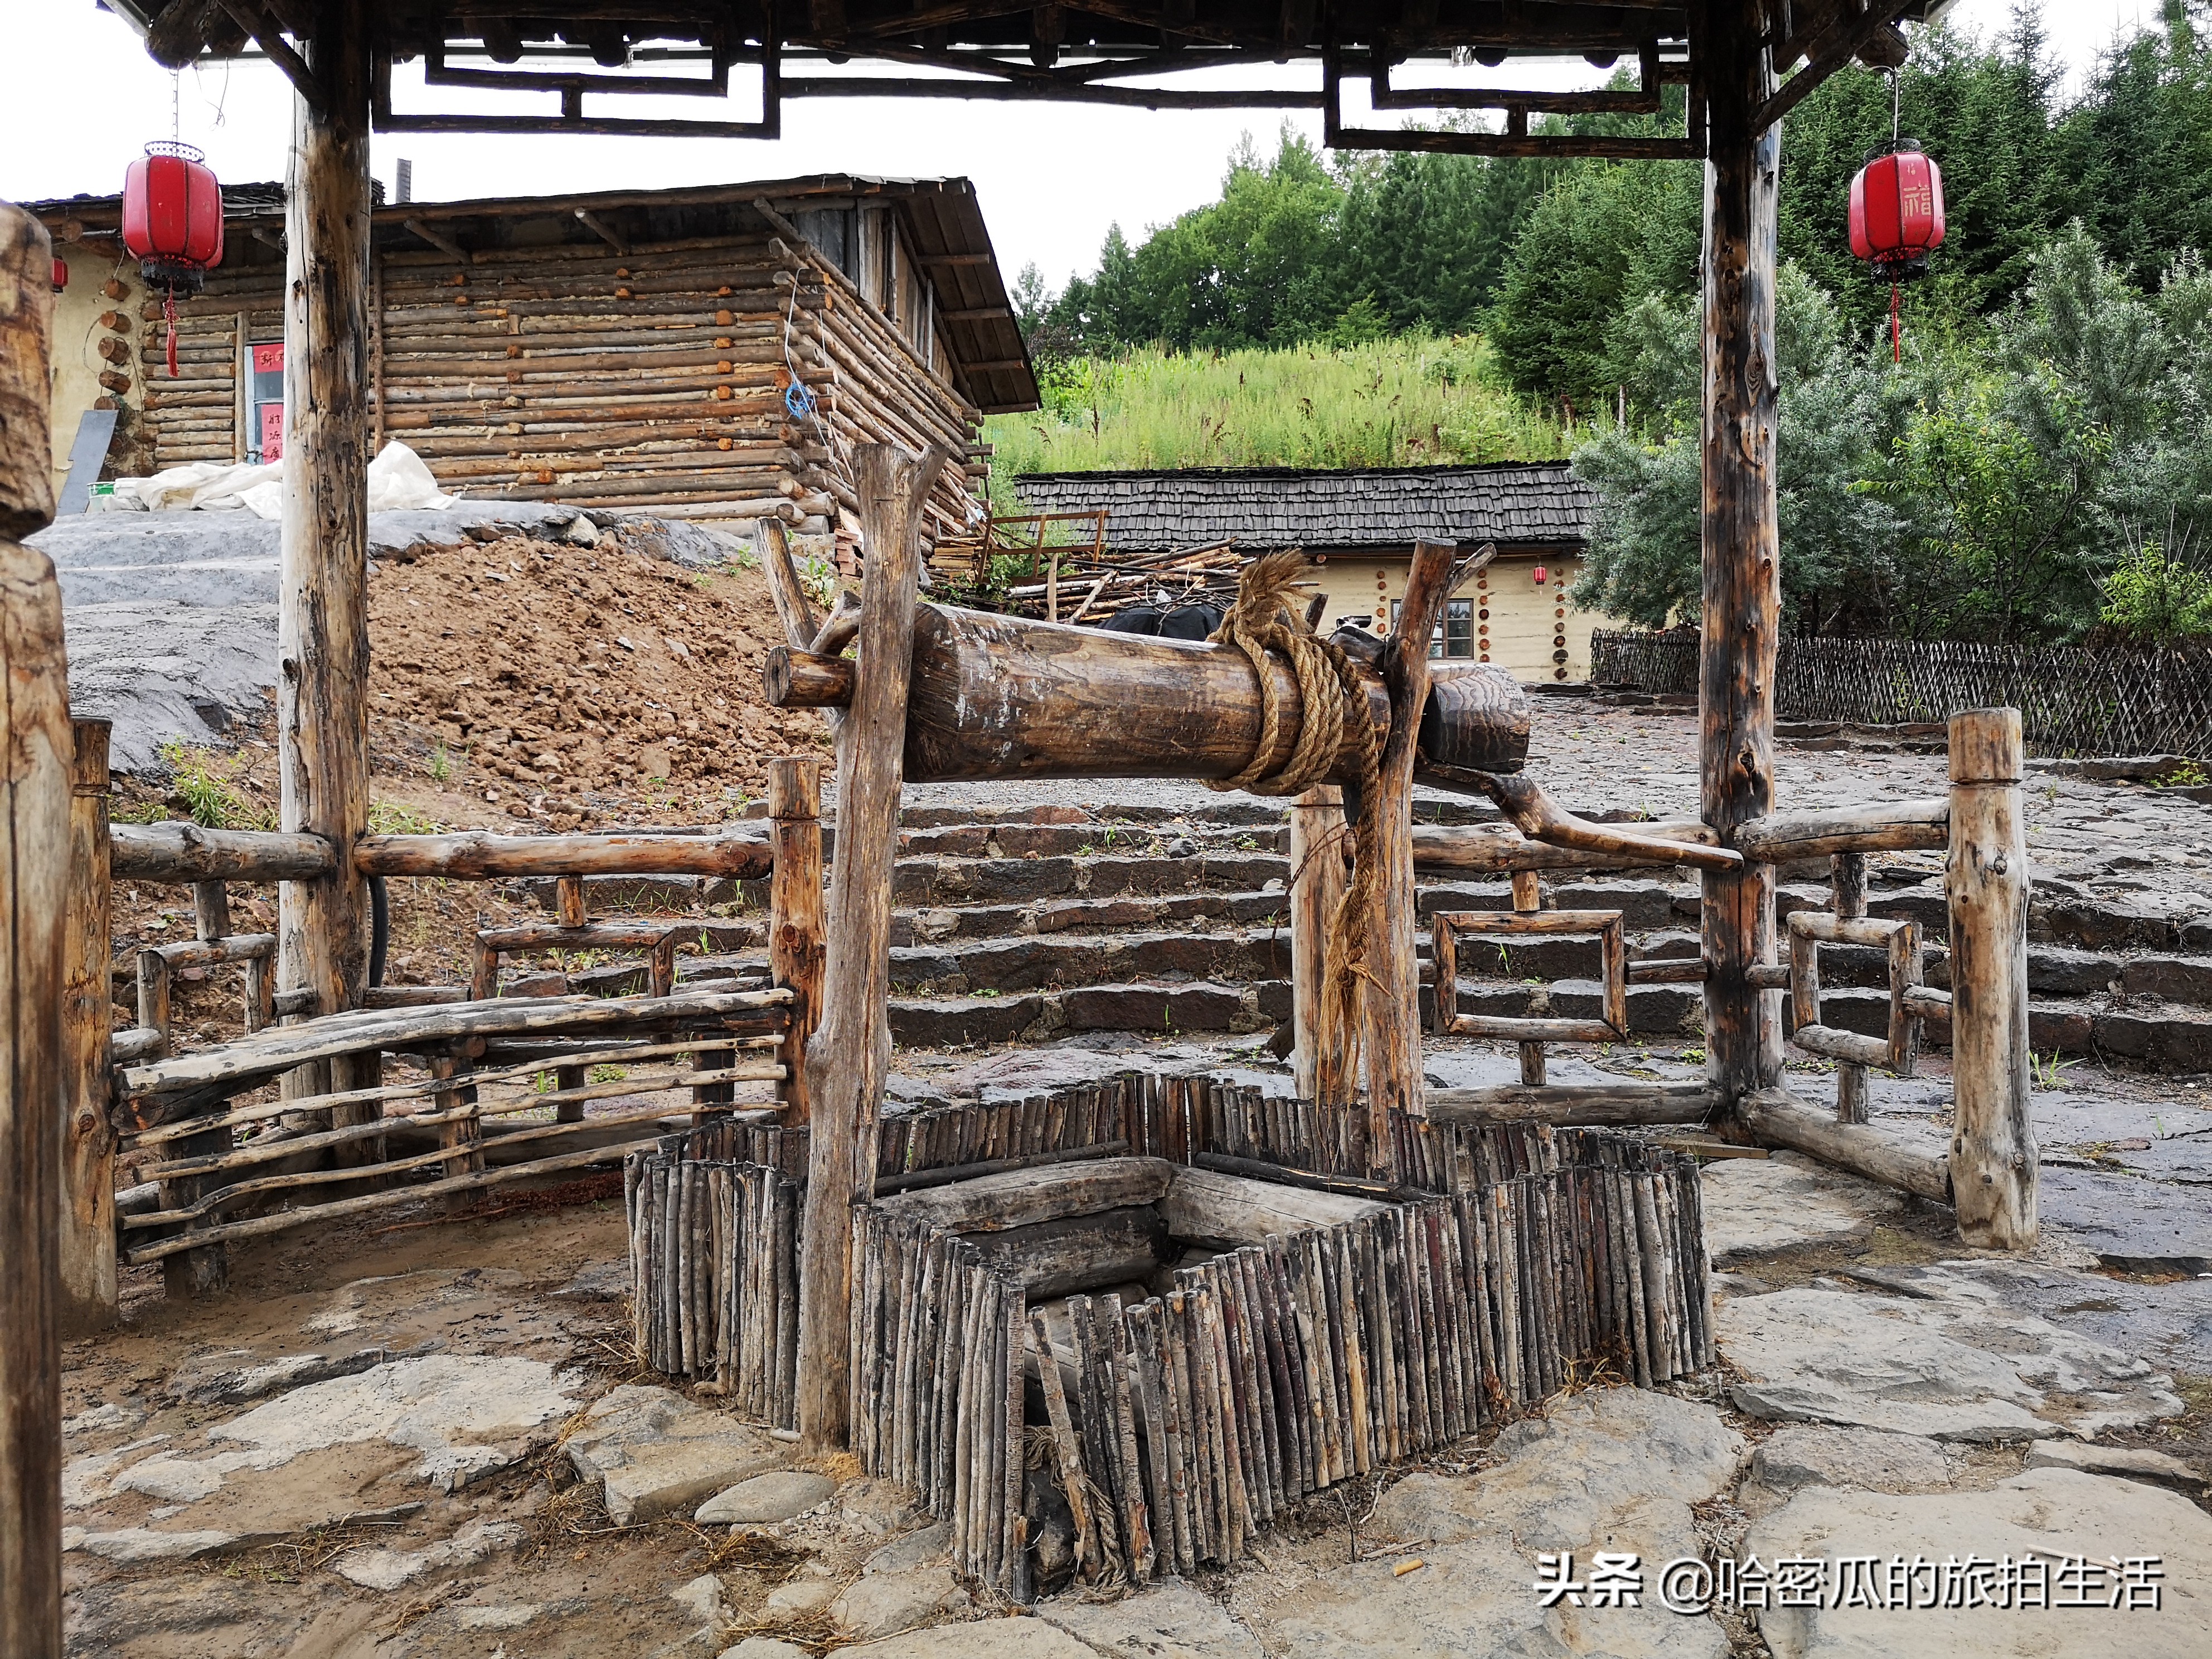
[368, 530, 829, 826]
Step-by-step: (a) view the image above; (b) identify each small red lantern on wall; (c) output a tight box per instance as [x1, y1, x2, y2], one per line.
[1849, 141, 1944, 361]
[122, 139, 224, 379]
[1531, 565, 1549, 586]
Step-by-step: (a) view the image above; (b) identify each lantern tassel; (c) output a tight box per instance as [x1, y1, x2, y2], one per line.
[1891, 283, 1901, 365]
[164, 287, 180, 379]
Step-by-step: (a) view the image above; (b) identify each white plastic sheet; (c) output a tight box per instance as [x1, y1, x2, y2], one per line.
[109, 440, 457, 518]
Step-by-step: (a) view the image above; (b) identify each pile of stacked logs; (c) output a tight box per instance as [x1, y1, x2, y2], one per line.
[948, 535, 1245, 624]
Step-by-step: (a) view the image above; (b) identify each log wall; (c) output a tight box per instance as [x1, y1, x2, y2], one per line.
[134, 230, 981, 529]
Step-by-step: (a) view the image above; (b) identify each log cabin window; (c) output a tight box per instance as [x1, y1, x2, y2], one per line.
[248, 341, 284, 463]
[1392, 596, 1474, 658]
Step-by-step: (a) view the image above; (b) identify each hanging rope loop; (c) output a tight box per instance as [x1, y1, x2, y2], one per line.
[1205, 550, 1386, 1096]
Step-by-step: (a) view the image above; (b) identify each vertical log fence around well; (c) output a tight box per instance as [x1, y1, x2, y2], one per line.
[625, 1073, 1714, 1599]
[1593, 629, 2212, 762]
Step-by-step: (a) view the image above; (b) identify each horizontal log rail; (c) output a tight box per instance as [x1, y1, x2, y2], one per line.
[117, 986, 792, 1097]
[126, 1068, 787, 1225]
[1733, 799, 1948, 862]
[356, 829, 773, 880]
[1410, 818, 1720, 874]
[120, 1138, 680, 1266]
[1426, 1083, 1721, 1126]
[1736, 1086, 1951, 1205]
[111, 822, 336, 884]
[123, 1035, 781, 1149]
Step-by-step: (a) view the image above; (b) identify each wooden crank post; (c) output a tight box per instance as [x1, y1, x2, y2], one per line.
[1697, 12, 1786, 1112]
[1287, 784, 1347, 1102]
[61, 719, 118, 1334]
[1946, 709, 2036, 1248]
[0, 195, 70, 1659]
[1361, 538, 1454, 1156]
[798, 440, 952, 1453]
[769, 755, 826, 1123]
[278, 0, 380, 1167]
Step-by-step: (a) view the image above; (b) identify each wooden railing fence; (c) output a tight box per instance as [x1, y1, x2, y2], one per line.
[1592, 629, 2212, 760]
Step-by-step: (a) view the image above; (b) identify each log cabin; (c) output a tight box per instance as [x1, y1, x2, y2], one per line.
[1014, 463, 1615, 683]
[33, 174, 1038, 541]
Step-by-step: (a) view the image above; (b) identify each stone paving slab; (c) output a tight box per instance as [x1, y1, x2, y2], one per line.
[2037, 1167, 2212, 1274]
[1748, 1468, 2212, 1658]
[1718, 1280, 2182, 1441]
[1852, 1259, 2212, 1379]
[1700, 1153, 1904, 1264]
[1240, 1388, 1740, 1659]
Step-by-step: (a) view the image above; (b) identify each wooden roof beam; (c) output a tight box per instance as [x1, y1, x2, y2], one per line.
[402, 217, 472, 263]
[1756, 0, 1917, 134]
[573, 208, 630, 254]
[214, 0, 326, 113]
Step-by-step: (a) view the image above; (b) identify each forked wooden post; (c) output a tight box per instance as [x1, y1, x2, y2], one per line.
[0, 196, 69, 1659]
[60, 719, 118, 1335]
[1359, 537, 1454, 1149]
[798, 441, 952, 1452]
[1287, 783, 1346, 1102]
[1946, 709, 2036, 1248]
[769, 755, 827, 1123]
[278, 1, 379, 1157]
[1697, 14, 1786, 1108]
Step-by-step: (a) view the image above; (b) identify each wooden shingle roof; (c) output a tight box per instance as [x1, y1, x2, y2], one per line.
[1012, 463, 1596, 554]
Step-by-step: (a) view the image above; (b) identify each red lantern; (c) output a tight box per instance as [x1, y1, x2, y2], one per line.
[1849, 142, 1944, 362]
[1849, 145, 1945, 279]
[1531, 565, 1549, 586]
[122, 140, 224, 379]
[51, 258, 66, 293]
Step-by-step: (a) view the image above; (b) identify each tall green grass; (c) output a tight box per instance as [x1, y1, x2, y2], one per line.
[985, 335, 1574, 507]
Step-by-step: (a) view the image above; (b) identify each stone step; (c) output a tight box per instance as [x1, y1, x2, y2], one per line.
[892, 889, 1291, 947]
[889, 927, 1295, 998]
[889, 979, 1288, 1049]
[892, 850, 1291, 908]
[897, 821, 1288, 860]
[1799, 987, 2212, 1073]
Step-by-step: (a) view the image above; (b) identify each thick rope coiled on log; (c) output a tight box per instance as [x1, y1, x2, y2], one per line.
[1206, 550, 1383, 1096]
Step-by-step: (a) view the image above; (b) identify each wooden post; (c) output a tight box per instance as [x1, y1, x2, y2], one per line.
[1360, 539, 1454, 1144]
[0, 196, 69, 1659]
[1696, 14, 1784, 1108]
[798, 440, 952, 1452]
[1510, 869, 1546, 1086]
[60, 720, 117, 1335]
[1946, 709, 2035, 1249]
[1287, 784, 1346, 1102]
[769, 755, 826, 1124]
[1831, 852, 1869, 1124]
[279, 3, 381, 1165]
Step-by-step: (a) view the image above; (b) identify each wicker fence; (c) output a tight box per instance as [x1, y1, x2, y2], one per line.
[1590, 629, 2212, 760]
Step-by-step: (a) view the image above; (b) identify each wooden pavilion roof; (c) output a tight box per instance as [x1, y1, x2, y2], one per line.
[104, 1, 1952, 154]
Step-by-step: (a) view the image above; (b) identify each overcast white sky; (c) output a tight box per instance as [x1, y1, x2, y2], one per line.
[0, 2, 2158, 288]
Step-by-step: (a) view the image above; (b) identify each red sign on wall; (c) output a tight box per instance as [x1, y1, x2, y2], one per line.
[259, 401, 284, 462]
[252, 342, 284, 376]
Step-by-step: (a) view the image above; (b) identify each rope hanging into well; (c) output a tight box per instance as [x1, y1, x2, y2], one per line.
[1206, 550, 1385, 1090]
